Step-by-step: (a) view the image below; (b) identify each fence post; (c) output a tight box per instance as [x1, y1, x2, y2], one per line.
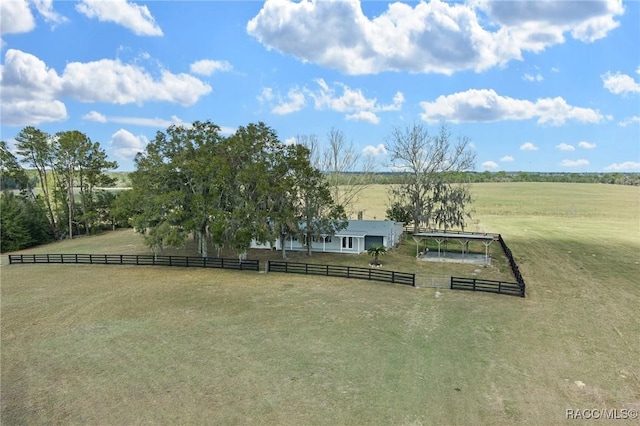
[473, 278, 476, 291]
[498, 281, 501, 294]
[75, 254, 78, 263]
[305, 263, 308, 275]
[392, 271, 395, 283]
[347, 266, 350, 279]
[186, 257, 189, 267]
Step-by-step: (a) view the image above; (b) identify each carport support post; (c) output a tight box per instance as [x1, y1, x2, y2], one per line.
[482, 240, 494, 265]
[435, 238, 444, 258]
[458, 239, 469, 259]
[412, 236, 422, 257]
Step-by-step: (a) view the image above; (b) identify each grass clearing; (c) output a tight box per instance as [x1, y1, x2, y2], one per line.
[2, 182, 639, 424]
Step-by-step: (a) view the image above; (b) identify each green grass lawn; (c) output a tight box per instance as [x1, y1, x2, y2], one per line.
[2, 182, 639, 425]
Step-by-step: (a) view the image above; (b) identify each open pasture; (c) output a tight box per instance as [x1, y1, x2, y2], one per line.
[2, 183, 639, 424]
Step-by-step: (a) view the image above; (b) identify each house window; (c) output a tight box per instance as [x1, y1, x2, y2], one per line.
[342, 237, 353, 249]
[326, 236, 332, 243]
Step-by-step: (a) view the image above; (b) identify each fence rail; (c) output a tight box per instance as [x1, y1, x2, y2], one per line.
[450, 276, 524, 297]
[8, 253, 260, 271]
[267, 261, 415, 287]
[497, 235, 526, 290]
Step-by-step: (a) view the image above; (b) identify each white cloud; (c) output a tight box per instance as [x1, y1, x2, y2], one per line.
[190, 59, 233, 76]
[1, 49, 212, 126]
[1, 99, 67, 126]
[618, 116, 640, 127]
[79, 112, 235, 134]
[76, 0, 163, 36]
[247, 0, 623, 75]
[0, 0, 34, 34]
[578, 141, 597, 149]
[272, 87, 306, 115]
[110, 129, 149, 161]
[523, 73, 543, 82]
[32, 0, 68, 27]
[604, 161, 640, 171]
[83, 110, 107, 123]
[520, 142, 538, 151]
[362, 144, 387, 157]
[63, 59, 211, 106]
[346, 111, 380, 124]
[0, 49, 66, 125]
[283, 137, 297, 146]
[500, 155, 514, 162]
[560, 159, 589, 167]
[311, 79, 403, 122]
[481, 160, 499, 170]
[258, 87, 274, 103]
[601, 71, 640, 95]
[555, 143, 575, 151]
[261, 79, 403, 123]
[419, 88, 603, 125]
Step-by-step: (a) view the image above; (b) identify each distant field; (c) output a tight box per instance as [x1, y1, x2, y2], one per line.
[2, 183, 639, 425]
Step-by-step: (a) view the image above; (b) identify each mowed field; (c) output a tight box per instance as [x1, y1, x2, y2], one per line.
[1, 183, 639, 425]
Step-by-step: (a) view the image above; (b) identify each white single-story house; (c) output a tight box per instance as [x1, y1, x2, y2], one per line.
[251, 220, 405, 254]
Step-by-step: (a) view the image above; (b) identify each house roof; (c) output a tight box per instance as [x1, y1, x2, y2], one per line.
[335, 220, 401, 237]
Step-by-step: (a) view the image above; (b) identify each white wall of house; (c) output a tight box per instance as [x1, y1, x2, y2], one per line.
[250, 220, 404, 254]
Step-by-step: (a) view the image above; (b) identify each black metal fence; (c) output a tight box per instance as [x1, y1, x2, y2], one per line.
[8, 253, 260, 271]
[450, 276, 524, 297]
[497, 235, 526, 291]
[267, 261, 415, 287]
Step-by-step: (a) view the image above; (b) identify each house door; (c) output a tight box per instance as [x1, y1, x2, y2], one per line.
[365, 235, 383, 249]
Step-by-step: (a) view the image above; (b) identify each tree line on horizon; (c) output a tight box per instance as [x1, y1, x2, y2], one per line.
[2, 120, 477, 254]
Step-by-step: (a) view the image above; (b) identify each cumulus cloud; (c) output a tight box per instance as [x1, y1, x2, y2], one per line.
[601, 71, 640, 95]
[346, 111, 380, 124]
[271, 87, 306, 115]
[578, 141, 597, 149]
[76, 0, 163, 36]
[362, 144, 387, 157]
[604, 161, 640, 171]
[110, 129, 149, 161]
[419, 89, 603, 125]
[260, 79, 403, 123]
[555, 143, 575, 151]
[560, 159, 589, 167]
[500, 155, 514, 162]
[246, 0, 623, 75]
[190, 59, 233, 76]
[0, 0, 35, 34]
[0, 49, 211, 126]
[83, 110, 107, 123]
[520, 142, 538, 151]
[481, 160, 499, 170]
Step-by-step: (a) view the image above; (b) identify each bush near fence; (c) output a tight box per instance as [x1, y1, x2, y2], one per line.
[267, 260, 415, 287]
[8, 254, 260, 271]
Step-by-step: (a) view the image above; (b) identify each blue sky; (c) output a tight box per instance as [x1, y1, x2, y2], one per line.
[1, 0, 639, 172]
